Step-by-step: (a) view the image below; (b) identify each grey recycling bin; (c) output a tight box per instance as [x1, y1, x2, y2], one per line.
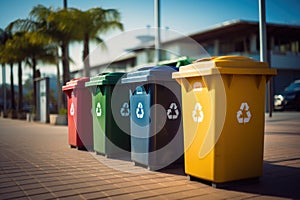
[122, 66, 183, 170]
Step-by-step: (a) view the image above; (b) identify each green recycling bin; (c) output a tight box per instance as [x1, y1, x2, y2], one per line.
[85, 72, 130, 158]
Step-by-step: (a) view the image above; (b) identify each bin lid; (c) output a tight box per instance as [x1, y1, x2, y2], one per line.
[85, 72, 125, 87]
[172, 56, 277, 78]
[121, 66, 178, 84]
[158, 56, 195, 67]
[62, 77, 90, 91]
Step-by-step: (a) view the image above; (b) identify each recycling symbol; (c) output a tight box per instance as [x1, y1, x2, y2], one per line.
[96, 102, 102, 117]
[70, 102, 75, 116]
[136, 102, 144, 119]
[167, 102, 179, 120]
[236, 102, 251, 124]
[120, 102, 130, 117]
[192, 102, 204, 123]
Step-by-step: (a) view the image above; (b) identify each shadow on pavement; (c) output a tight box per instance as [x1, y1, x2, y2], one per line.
[159, 161, 300, 199]
[221, 161, 300, 199]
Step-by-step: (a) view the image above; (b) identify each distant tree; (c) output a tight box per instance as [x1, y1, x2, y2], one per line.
[6, 5, 59, 112]
[0, 28, 9, 114]
[2, 31, 36, 115]
[0, 28, 16, 115]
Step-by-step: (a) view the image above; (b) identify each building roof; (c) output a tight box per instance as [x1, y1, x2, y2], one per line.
[189, 20, 300, 42]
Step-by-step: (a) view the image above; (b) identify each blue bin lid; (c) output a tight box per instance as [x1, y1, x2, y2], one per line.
[121, 66, 178, 84]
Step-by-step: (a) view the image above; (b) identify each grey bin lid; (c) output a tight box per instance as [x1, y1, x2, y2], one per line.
[121, 66, 178, 84]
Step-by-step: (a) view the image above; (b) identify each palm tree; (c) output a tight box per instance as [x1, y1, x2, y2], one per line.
[5, 24, 56, 113]
[7, 5, 59, 112]
[71, 8, 123, 77]
[46, 6, 79, 83]
[0, 29, 17, 117]
[4, 32, 26, 116]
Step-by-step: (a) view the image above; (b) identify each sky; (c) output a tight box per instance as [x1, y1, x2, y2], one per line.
[1, 0, 300, 84]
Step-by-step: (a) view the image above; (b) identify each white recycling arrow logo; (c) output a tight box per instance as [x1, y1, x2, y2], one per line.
[236, 102, 251, 124]
[136, 102, 144, 119]
[193, 82, 203, 91]
[167, 102, 179, 120]
[96, 102, 102, 117]
[192, 102, 204, 123]
[70, 102, 74, 116]
[120, 102, 130, 117]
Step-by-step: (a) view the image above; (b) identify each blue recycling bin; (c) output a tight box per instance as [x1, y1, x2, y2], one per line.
[122, 66, 183, 170]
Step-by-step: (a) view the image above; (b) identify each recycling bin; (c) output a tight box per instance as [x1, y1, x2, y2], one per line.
[122, 66, 184, 170]
[62, 78, 93, 150]
[85, 72, 131, 158]
[172, 56, 277, 184]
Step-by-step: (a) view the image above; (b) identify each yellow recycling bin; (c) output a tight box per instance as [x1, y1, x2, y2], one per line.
[172, 56, 276, 185]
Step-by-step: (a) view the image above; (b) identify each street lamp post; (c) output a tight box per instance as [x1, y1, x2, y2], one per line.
[259, 0, 273, 117]
[154, 0, 161, 63]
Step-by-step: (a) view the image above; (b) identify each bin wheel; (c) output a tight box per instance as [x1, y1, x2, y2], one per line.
[188, 175, 197, 182]
[77, 146, 86, 151]
[212, 183, 218, 188]
[70, 145, 76, 149]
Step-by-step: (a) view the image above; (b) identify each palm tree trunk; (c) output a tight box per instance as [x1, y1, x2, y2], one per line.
[61, 42, 70, 84]
[18, 61, 23, 116]
[83, 33, 90, 77]
[61, 41, 70, 110]
[32, 58, 37, 114]
[55, 47, 63, 112]
[2, 64, 7, 116]
[10, 63, 16, 116]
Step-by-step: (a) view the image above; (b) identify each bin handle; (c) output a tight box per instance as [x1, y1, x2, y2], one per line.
[133, 86, 147, 95]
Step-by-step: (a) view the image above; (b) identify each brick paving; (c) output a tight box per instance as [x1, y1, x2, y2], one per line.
[0, 112, 299, 199]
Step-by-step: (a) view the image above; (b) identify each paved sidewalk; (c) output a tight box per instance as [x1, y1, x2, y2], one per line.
[0, 112, 299, 199]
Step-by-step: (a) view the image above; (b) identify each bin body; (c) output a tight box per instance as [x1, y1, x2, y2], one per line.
[85, 73, 130, 157]
[62, 78, 93, 149]
[122, 66, 183, 170]
[173, 56, 277, 183]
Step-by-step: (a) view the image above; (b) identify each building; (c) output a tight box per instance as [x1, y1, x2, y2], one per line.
[72, 20, 300, 95]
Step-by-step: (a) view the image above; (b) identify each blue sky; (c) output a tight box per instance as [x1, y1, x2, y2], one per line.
[1, 0, 300, 83]
[1, 0, 300, 34]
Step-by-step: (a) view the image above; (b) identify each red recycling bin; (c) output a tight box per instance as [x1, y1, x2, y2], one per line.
[62, 78, 93, 150]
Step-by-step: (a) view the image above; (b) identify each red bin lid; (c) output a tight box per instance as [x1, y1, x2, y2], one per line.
[62, 77, 90, 91]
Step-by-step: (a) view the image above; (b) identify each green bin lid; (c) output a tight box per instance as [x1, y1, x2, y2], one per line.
[85, 72, 125, 87]
[158, 56, 195, 67]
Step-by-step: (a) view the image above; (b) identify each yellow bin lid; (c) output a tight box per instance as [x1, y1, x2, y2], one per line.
[172, 56, 277, 78]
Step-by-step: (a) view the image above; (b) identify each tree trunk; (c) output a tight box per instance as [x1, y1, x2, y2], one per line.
[61, 41, 70, 85]
[10, 63, 15, 112]
[55, 47, 63, 112]
[18, 61, 23, 115]
[2, 64, 7, 115]
[83, 33, 90, 77]
[32, 58, 37, 114]
[61, 41, 70, 110]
